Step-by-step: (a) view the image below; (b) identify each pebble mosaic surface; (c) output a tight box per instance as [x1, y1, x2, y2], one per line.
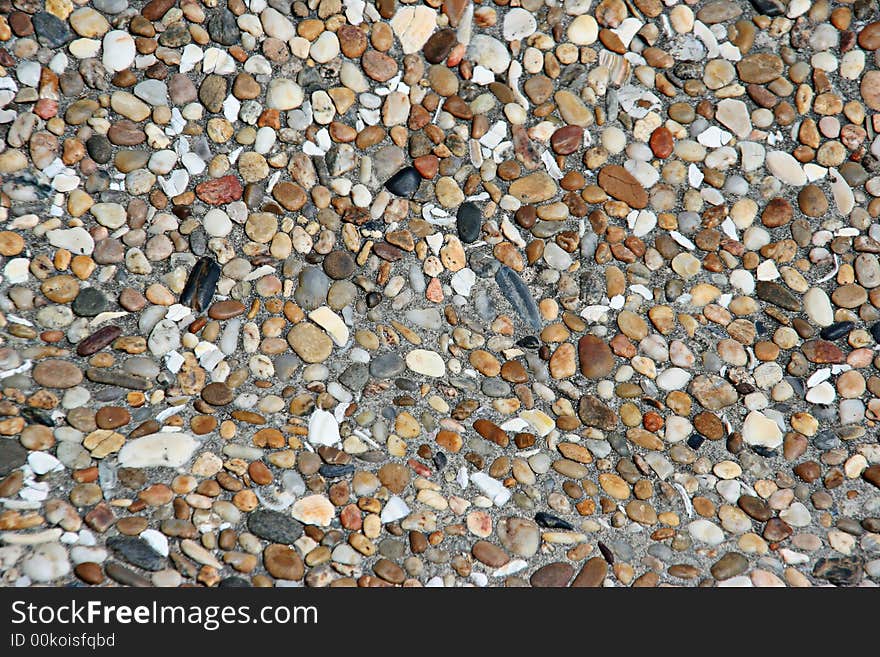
[0, 0, 879, 588]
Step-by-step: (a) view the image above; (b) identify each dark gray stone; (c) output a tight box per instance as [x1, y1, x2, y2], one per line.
[32, 12, 73, 48]
[756, 281, 801, 311]
[85, 368, 152, 390]
[106, 536, 166, 571]
[86, 135, 112, 164]
[369, 353, 405, 378]
[456, 202, 482, 243]
[104, 561, 151, 587]
[247, 509, 304, 544]
[813, 556, 864, 586]
[294, 267, 330, 311]
[0, 440, 28, 477]
[208, 9, 240, 46]
[340, 363, 369, 390]
[72, 288, 109, 317]
[495, 265, 542, 330]
[749, 0, 785, 16]
[179, 257, 220, 312]
[384, 167, 421, 197]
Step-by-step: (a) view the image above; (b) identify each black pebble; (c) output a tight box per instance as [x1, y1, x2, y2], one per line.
[516, 336, 540, 349]
[106, 536, 166, 572]
[749, 0, 786, 16]
[319, 464, 355, 478]
[820, 321, 854, 341]
[72, 287, 110, 317]
[179, 257, 220, 312]
[384, 166, 421, 197]
[86, 135, 112, 164]
[534, 512, 574, 530]
[21, 407, 55, 427]
[247, 509, 304, 544]
[456, 202, 482, 243]
[218, 577, 252, 587]
[395, 378, 418, 392]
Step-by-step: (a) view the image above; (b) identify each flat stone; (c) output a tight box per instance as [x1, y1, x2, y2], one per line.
[264, 544, 304, 580]
[741, 410, 783, 449]
[32, 360, 82, 388]
[456, 202, 482, 243]
[571, 557, 607, 587]
[247, 510, 304, 544]
[756, 281, 801, 311]
[737, 54, 783, 84]
[578, 395, 617, 430]
[288, 323, 334, 363]
[472, 540, 509, 567]
[495, 266, 542, 330]
[812, 556, 864, 586]
[530, 562, 574, 587]
[117, 432, 198, 468]
[508, 172, 557, 203]
[578, 335, 614, 379]
[598, 165, 647, 208]
[106, 536, 165, 571]
[711, 552, 749, 580]
[689, 375, 738, 410]
[370, 353, 405, 378]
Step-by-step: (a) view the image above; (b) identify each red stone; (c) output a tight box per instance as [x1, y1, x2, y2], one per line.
[643, 412, 664, 432]
[195, 175, 243, 205]
[340, 504, 362, 530]
[551, 125, 584, 155]
[609, 333, 637, 358]
[34, 99, 59, 120]
[407, 458, 432, 478]
[447, 42, 466, 67]
[473, 419, 509, 448]
[649, 126, 673, 158]
[578, 334, 614, 378]
[426, 277, 444, 302]
[802, 340, 845, 364]
[413, 154, 439, 178]
[142, 0, 176, 21]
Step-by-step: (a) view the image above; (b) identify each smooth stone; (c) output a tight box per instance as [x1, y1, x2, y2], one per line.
[370, 353, 406, 378]
[457, 202, 482, 243]
[117, 432, 198, 468]
[385, 167, 421, 197]
[106, 536, 165, 571]
[247, 509, 304, 544]
[495, 266, 542, 330]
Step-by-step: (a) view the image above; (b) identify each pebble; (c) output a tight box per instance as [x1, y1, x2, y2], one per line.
[385, 167, 422, 197]
[106, 536, 166, 571]
[117, 433, 198, 468]
[0, 0, 876, 592]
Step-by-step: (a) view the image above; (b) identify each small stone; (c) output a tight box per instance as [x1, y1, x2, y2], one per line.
[33, 360, 82, 388]
[571, 557, 606, 587]
[598, 165, 647, 208]
[711, 552, 749, 580]
[578, 335, 614, 379]
[385, 167, 422, 197]
[741, 411, 783, 449]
